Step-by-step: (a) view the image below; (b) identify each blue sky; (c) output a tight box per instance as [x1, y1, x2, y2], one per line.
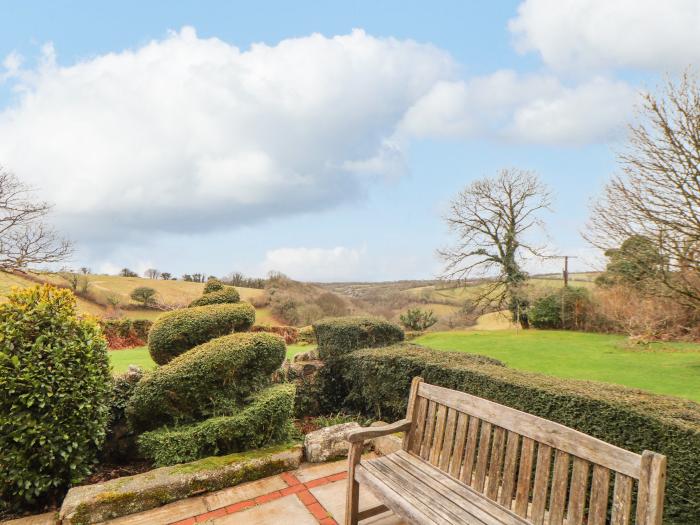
[1, 1, 697, 281]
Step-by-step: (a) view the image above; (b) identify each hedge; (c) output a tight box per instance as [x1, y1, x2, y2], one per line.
[188, 286, 240, 307]
[0, 286, 112, 512]
[137, 383, 296, 466]
[127, 333, 285, 432]
[251, 324, 299, 344]
[100, 319, 152, 348]
[204, 279, 225, 294]
[313, 316, 404, 360]
[148, 302, 255, 364]
[339, 344, 700, 523]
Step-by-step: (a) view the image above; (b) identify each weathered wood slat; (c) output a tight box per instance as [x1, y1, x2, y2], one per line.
[588, 465, 611, 525]
[513, 437, 535, 518]
[486, 426, 507, 500]
[460, 415, 481, 486]
[420, 400, 437, 460]
[391, 451, 530, 525]
[530, 443, 553, 525]
[439, 407, 458, 471]
[566, 457, 590, 525]
[355, 465, 439, 525]
[448, 412, 469, 478]
[430, 404, 449, 466]
[498, 431, 520, 509]
[408, 396, 428, 455]
[636, 451, 667, 525]
[365, 457, 488, 524]
[419, 383, 641, 478]
[611, 473, 633, 525]
[547, 450, 570, 525]
[403, 377, 424, 452]
[474, 421, 494, 492]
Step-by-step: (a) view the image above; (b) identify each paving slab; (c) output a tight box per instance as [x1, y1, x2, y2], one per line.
[294, 458, 347, 482]
[0, 513, 56, 525]
[100, 497, 207, 525]
[209, 494, 317, 525]
[311, 479, 405, 525]
[203, 476, 287, 511]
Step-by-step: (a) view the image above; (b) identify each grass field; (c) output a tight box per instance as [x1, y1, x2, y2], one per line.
[109, 343, 316, 374]
[415, 329, 700, 402]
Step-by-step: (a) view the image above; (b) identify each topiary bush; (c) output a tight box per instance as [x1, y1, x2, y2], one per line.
[137, 383, 296, 466]
[0, 285, 112, 512]
[313, 316, 404, 360]
[203, 278, 224, 294]
[189, 286, 240, 307]
[127, 332, 286, 432]
[148, 302, 255, 364]
[102, 365, 144, 463]
[340, 343, 700, 523]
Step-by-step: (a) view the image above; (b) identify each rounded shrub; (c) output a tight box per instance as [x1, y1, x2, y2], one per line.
[127, 332, 286, 432]
[137, 383, 296, 466]
[203, 278, 224, 294]
[0, 285, 111, 511]
[188, 286, 240, 307]
[313, 316, 404, 360]
[148, 302, 255, 364]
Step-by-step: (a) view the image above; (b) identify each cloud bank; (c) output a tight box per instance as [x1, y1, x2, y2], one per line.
[0, 26, 639, 244]
[510, 0, 700, 71]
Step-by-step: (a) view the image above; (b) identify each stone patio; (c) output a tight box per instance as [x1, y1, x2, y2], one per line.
[1, 456, 404, 525]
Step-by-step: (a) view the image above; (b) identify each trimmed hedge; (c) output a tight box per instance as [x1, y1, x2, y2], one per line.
[0, 286, 112, 511]
[204, 279, 225, 294]
[189, 286, 240, 307]
[148, 302, 255, 364]
[340, 344, 700, 523]
[313, 316, 404, 360]
[127, 333, 285, 432]
[137, 383, 296, 466]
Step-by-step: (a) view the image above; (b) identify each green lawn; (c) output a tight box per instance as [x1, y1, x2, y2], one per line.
[109, 343, 317, 374]
[414, 330, 700, 402]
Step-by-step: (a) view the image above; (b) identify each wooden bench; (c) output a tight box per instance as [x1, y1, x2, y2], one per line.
[345, 377, 666, 525]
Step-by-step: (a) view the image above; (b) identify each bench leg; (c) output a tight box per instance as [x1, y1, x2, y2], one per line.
[345, 441, 363, 525]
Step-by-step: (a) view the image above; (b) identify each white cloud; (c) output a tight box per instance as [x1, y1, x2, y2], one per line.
[399, 71, 637, 144]
[509, 0, 700, 71]
[260, 246, 365, 282]
[0, 28, 455, 241]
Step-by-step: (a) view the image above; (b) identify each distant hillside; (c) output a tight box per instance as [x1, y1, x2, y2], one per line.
[0, 271, 275, 323]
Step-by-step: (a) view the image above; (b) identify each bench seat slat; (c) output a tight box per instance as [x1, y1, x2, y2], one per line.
[548, 450, 570, 525]
[393, 451, 530, 525]
[418, 383, 641, 478]
[420, 400, 438, 460]
[513, 437, 535, 518]
[449, 412, 469, 478]
[362, 458, 488, 524]
[460, 415, 481, 485]
[498, 431, 520, 509]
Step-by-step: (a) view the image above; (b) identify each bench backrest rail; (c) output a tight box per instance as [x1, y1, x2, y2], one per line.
[401, 378, 667, 525]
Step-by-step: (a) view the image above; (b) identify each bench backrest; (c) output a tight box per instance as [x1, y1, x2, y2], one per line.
[401, 378, 666, 525]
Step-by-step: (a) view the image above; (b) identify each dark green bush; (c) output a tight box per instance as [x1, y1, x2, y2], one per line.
[0, 286, 112, 512]
[189, 286, 240, 307]
[313, 316, 404, 360]
[298, 325, 316, 344]
[148, 302, 255, 364]
[137, 383, 296, 466]
[203, 278, 224, 294]
[340, 344, 700, 523]
[528, 286, 592, 330]
[127, 332, 285, 432]
[102, 365, 143, 463]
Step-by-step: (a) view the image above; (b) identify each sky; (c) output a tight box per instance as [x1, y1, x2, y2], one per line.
[1, 0, 699, 281]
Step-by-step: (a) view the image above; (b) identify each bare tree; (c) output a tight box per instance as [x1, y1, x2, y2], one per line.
[144, 268, 161, 279]
[0, 168, 71, 269]
[439, 168, 552, 321]
[587, 71, 700, 308]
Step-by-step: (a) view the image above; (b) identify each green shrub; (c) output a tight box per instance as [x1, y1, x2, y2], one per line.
[340, 344, 700, 523]
[528, 286, 592, 330]
[0, 286, 112, 511]
[399, 308, 437, 331]
[148, 302, 255, 364]
[203, 278, 224, 294]
[188, 286, 240, 307]
[127, 332, 285, 432]
[103, 365, 143, 463]
[298, 325, 316, 344]
[251, 324, 298, 344]
[137, 384, 296, 466]
[313, 316, 404, 360]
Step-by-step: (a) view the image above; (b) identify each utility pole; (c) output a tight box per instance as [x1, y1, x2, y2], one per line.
[544, 255, 578, 329]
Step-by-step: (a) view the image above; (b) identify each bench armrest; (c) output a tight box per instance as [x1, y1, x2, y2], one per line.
[346, 419, 412, 443]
